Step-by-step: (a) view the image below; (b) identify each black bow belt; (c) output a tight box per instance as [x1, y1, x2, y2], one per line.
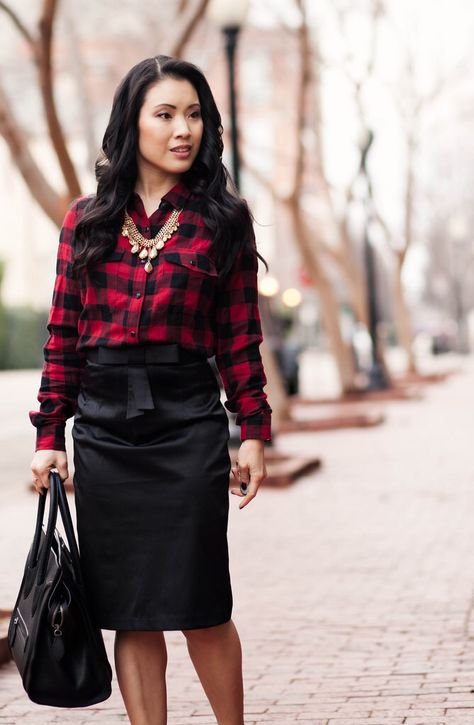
[85, 343, 206, 419]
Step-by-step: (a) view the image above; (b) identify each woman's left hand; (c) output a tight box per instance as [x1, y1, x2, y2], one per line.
[230, 439, 267, 509]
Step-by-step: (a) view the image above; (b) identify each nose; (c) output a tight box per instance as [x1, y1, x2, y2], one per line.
[173, 115, 192, 138]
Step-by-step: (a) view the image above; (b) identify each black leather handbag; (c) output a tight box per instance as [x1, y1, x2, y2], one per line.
[7, 470, 112, 707]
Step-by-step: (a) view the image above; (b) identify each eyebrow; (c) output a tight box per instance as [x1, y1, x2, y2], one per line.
[152, 103, 201, 110]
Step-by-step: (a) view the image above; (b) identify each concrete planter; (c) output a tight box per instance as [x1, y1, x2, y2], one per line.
[0, 609, 12, 665]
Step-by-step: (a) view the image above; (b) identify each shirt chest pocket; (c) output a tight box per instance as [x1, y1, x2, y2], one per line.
[159, 251, 218, 305]
[88, 248, 125, 290]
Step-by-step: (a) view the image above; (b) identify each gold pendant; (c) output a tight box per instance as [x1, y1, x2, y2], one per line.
[139, 248, 149, 260]
[144, 261, 153, 273]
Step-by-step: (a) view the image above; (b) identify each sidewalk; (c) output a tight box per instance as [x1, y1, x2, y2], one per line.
[2, 357, 474, 723]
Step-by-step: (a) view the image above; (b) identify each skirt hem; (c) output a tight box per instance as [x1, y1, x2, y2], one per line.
[97, 610, 233, 632]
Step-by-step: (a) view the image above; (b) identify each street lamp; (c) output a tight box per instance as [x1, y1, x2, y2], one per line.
[448, 213, 470, 354]
[358, 127, 389, 390]
[206, 0, 250, 191]
[206, 1, 252, 447]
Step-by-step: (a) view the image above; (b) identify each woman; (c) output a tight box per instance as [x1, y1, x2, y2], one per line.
[29, 55, 272, 725]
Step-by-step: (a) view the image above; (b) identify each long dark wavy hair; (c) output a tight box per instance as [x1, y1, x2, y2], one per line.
[72, 55, 268, 280]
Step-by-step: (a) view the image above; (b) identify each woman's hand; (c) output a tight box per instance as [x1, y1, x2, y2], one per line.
[230, 439, 267, 509]
[30, 450, 69, 495]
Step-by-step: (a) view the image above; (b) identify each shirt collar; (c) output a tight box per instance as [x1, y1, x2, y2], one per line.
[129, 177, 193, 217]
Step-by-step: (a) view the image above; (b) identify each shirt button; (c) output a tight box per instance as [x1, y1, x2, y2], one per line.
[159, 201, 169, 211]
[143, 226, 149, 233]
[135, 292, 141, 299]
[190, 260, 195, 265]
[130, 330, 136, 337]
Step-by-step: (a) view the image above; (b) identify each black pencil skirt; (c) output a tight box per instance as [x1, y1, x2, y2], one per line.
[71, 343, 233, 631]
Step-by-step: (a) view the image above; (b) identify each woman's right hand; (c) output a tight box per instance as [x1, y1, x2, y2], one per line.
[30, 450, 69, 495]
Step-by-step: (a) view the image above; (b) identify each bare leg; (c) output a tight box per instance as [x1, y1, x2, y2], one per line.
[181, 619, 244, 725]
[114, 630, 168, 725]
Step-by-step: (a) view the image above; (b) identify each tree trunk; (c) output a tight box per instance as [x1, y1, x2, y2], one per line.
[317, 271, 358, 391]
[37, 0, 82, 198]
[260, 338, 291, 432]
[290, 198, 358, 392]
[392, 254, 417, 372]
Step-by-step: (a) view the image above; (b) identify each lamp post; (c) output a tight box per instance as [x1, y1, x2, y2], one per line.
[448, 214, 470, 354]
[359, 128, 389, 390]
[206, 0, 249, 191]
[206, 1, 252, 447]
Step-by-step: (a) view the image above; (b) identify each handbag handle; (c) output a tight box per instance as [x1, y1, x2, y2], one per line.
[54, 471, 85, 589]
[26, 484, 47, 571]
[22, 476, 58, 599]
[35, 471, 60, 586]
[34, 471, 84, 589]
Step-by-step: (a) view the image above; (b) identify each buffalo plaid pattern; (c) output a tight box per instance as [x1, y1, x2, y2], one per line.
[29, 178, 272, 451]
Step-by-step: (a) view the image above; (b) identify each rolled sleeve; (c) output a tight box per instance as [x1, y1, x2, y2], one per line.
[214, 239, 272, 442]
[29, 200, 86, 451]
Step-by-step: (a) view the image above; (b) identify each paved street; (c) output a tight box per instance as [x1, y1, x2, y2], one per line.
[2, 356, 474, 723]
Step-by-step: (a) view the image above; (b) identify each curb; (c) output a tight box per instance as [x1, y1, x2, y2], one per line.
[279, 410, 384, 432]
[291, 384, 423, 405]
[394, 368, 461, 385]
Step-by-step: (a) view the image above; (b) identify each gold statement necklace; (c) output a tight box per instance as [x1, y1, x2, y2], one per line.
[121, 207, 183, 273]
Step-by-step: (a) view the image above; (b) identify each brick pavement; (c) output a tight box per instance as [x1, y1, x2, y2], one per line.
[2, 356, 474, 723]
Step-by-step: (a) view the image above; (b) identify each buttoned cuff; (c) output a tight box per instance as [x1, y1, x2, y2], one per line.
[34, 424, 66, 452]
[240, 410, 272, 442]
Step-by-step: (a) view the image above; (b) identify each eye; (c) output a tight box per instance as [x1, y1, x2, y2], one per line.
[157, 112, 172, 119]
[190, 110, 201, 118]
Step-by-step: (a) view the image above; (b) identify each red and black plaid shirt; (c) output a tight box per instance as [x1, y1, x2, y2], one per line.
[29, 178, 272, 451]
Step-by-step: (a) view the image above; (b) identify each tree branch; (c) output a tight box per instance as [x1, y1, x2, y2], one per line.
[0, 1, 36, 50]
[0, 80, 67, 225]
[169, 0, 210, 58]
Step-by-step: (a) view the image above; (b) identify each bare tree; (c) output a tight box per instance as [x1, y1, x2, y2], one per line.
[0, 0, 76, 223]
[245, 0, 360, 395]
[333, 0, 469, 372]
[375, 47, 466, 372]
[0, 0, 210, 226]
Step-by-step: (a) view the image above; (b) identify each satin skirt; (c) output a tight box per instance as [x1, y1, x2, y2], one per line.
[71, 351, 233, 631]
